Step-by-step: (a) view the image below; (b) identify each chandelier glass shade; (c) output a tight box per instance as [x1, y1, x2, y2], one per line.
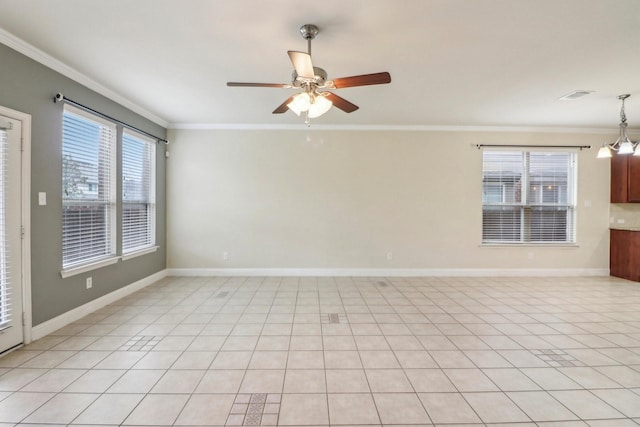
[287, 93, 311, 115]
[307, 95, 332, 118]
[287, 91, 333, 119]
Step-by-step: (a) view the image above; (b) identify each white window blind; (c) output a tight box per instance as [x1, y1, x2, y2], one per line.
[482, 150, 576, 244]
[0, 127, 10, 329]
[62, 106, 116, 269]
[122, 130, 155, 254]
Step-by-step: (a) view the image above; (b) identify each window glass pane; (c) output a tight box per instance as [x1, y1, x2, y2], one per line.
[528, 206, 569, 242]
[482, 206, 522, 242]
[482, 151, 523, 204]
[0, 128, 9, 329]
[527, 152, 570, 205]
[122, 130, 155, 254]
[62, 107, 115, 268]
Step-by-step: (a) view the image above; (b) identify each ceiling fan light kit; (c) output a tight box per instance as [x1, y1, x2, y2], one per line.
[227, 24, 391, 124]
[597, 94, 640, 158]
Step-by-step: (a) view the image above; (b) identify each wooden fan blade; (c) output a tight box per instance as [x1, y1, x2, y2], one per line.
[331, 72, 391, 89]
[273, 96, 295, 114]
[227, 82, 289, 88]
[325, 93, 359, 113]
[288, 51, 315, 79]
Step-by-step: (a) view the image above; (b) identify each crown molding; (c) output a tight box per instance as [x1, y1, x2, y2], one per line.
[169, 122, 621, 134]
[0, 28, 169, 128]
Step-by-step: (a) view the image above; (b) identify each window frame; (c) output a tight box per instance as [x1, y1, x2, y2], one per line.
[61, 105, 117, 276]
[121, 129, 157, 257]
[481, 149, 578, 246]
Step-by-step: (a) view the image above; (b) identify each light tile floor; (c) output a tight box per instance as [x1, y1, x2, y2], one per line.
[1, 275, 640, 426]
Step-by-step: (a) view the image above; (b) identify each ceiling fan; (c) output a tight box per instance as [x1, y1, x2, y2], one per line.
[227, 24, 391, 123]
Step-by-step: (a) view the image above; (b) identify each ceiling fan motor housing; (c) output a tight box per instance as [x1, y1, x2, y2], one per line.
[292, 66, 328, 88]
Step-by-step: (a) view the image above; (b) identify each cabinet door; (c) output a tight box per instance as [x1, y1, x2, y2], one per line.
[627, 155, 640, 202]
[610, 229, 631, 279]
[631, 232, 640, 281]
[611, 155, 629, 203]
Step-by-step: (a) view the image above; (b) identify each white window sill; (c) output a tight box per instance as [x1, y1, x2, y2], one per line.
[60, 256, 120, 278]
[480, 243, 579, 248]
[122, 246, 159, 261]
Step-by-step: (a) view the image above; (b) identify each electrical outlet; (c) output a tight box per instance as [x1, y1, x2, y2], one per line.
[387, 252, 393, 261]
[223, 251, 229, 261]
[86, 277, 92, 289]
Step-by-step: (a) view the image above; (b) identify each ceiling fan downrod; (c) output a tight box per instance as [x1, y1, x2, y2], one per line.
[299, 24, 319, 56]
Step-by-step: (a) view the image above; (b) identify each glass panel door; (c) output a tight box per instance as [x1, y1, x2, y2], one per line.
[0, 114, 23, 354]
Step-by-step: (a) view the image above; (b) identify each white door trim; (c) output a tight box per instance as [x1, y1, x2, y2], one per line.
[0, 105, 32, 346]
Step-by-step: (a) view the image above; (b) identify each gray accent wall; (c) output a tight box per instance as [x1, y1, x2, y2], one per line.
[0, 43, 167, 326]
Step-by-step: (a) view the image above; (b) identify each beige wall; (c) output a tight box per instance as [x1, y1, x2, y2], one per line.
[166, 128, 611, 273]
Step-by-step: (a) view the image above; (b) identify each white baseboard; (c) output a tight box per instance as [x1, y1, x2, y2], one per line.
[167, 267, 609, 277]
[30, 269, 168, 342]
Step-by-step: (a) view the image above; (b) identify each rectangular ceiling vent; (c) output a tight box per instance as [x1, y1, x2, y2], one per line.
[559, 90, 593, 101]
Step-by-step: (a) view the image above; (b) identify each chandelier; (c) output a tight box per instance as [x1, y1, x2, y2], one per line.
[597, 94, 638, 158]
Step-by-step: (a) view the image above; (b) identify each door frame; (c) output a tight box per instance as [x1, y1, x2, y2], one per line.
[0, 105, 32, 346]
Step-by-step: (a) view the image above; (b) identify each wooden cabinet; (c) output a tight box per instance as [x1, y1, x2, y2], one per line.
[610, 229, 640, 281]
[629, 156, 640, 201]
[611, 154, 640, 202]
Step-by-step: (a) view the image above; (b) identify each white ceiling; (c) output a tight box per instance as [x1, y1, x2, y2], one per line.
[0, 0, 639, 129]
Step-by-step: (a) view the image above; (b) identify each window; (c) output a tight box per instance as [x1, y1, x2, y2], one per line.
[482, 150, 576, 244]
[62, 106, 116, 269]
[122, 130, 156, 254]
